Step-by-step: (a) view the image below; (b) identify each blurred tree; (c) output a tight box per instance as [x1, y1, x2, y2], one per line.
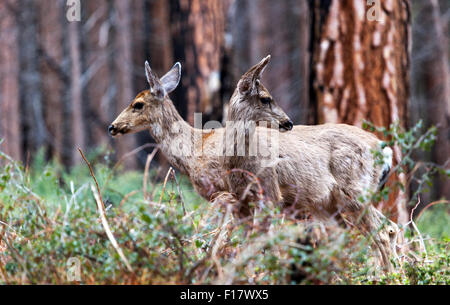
[146, 0, 173, 76]
[139, 0, 175, 170]
[38, 0, 65, 161]
[0, 0, 21, 161]
[84, 0, 113, 158]
[309, 0, 412, 224]
[228, 0, 311, 124]
[411, 0, 449, 202]
[68, 13, 85, 165]
[113, 0, 137, 168]
[18, 0, 47, 163]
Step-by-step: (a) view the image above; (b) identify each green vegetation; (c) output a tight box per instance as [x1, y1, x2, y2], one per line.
[0, 122, 448, 284]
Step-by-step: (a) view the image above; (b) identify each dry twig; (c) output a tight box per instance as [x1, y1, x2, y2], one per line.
[78, 148, 105, 212]
[78, 148, 133, 273]
[143, 148, 159, 200]
[91, 185, 133, 273]
[156, 167, 174, 216]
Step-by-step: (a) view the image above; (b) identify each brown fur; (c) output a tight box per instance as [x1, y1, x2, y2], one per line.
[110, 58, 398, 271]
[223, 66, 399, 271]
[109, 59, 292, 202]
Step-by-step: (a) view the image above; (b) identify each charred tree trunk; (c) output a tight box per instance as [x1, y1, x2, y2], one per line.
[169, 0, 229, 124]
[411, 0, 450, 203]
[136, 0, 175, 169]
[0, 0, 21, 161]
[310, 0, 411, 224]
[229, 0, 311, 124]
[146, 0, 173, 76]
[18, 0, 47, 163]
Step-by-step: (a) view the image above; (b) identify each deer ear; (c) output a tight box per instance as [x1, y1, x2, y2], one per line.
[145, 61, 165, 100]
[160, 62, 181, 94]
[238, 55, 271, 95]
[254, 55, 271, 79]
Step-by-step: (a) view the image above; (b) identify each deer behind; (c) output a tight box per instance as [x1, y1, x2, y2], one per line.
[223, 55, 398, 271]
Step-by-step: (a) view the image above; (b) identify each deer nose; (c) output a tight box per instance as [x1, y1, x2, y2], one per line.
[108, 125, 116, 135]
[281, 120, 293, 131]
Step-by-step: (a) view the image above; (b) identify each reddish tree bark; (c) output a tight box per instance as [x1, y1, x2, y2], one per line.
[38, 0, 64, 161]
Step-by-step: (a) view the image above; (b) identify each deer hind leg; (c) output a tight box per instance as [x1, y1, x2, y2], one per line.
[332, 185, 397, 272]
[349, 205, 396, 272]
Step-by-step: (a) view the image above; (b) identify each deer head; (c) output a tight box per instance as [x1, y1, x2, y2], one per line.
[228, 55, 293, 132]
[108, 61, 182, 137]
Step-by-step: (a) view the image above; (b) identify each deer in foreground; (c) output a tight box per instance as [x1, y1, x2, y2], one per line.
[108, 59, 292, 204]
[222, 55, 399, 271]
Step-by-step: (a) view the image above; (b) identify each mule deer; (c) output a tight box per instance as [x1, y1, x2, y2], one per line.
[223, 55, 399, 271]
[108, 59, 292, 203]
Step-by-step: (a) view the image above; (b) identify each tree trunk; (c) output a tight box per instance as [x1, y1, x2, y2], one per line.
[18, 0, 47, 163]
[310, 0, 411, 224]
[146, 0, 173, 76]
[38, 0, 65, 161]
[229, 0, 311, 124]
[84, 0, 113, 155]
[113, 0, 137, 169]
[411, 0, 450, 203]
[136, 0, 174, 169]
[68, 19, 85, 165]
[0, 0, 21, 161]
[169, 0, 229, 124]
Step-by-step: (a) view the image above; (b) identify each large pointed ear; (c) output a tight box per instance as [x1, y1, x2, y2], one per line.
[160, 62, 181, 94]
[145, 60, 165, 100]
[238, 55, 271, 95]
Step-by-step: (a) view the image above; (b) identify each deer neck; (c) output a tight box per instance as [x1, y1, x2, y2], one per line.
[147, 100, 196, 174]
[224, 102, 256, 167]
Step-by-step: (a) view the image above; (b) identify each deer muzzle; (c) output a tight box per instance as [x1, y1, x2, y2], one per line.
[108, 124, 128, 136]
[279, 120, 293, 132]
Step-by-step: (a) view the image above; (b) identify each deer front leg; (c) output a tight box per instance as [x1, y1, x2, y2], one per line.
[256, 166, 283, 205]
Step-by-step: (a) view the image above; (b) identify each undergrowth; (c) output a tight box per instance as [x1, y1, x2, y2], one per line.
[0, 121, 448, 284]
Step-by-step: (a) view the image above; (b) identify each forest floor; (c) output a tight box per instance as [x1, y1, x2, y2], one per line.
[0, 148, 448, 284]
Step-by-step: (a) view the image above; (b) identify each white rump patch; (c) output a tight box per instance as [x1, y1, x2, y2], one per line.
[382, 145, 393, 171]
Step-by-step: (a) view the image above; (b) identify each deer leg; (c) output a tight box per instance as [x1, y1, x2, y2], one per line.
[257, 167, 282, 205]
[351, 205, 395, 272]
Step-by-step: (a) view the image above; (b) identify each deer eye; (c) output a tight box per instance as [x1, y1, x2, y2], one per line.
[260, 97, 272, 104]
[133, 102, 144, 110]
